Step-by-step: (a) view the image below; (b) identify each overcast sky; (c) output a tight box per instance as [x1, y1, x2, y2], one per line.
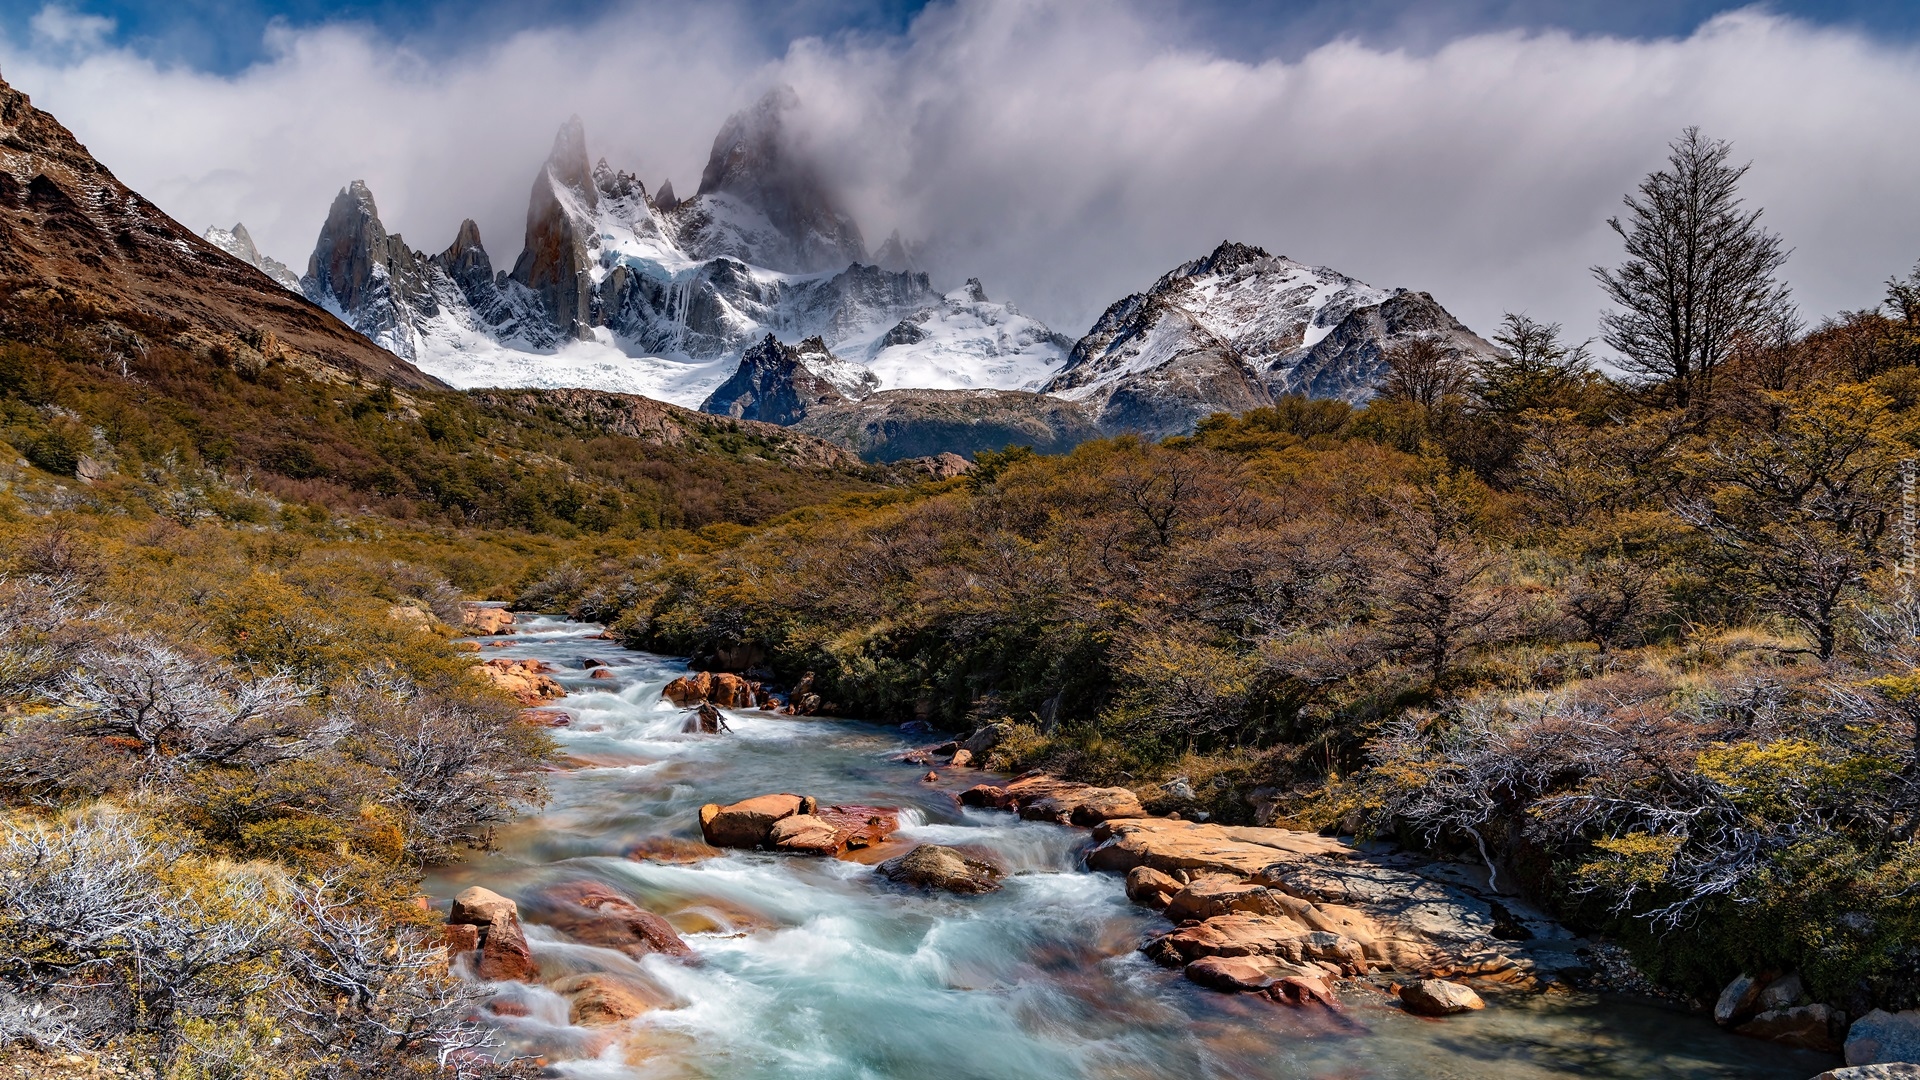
[3, 0, 1918, 347]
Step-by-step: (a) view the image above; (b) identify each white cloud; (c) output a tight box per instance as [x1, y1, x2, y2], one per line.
[3, 0, 1916, 349]
[29, 4, 113, 50]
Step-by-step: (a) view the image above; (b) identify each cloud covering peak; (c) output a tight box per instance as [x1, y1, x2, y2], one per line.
[3, 0, 1918, 347]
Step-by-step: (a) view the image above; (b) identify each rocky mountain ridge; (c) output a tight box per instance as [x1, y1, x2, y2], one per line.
[293, 91, 1068, 407]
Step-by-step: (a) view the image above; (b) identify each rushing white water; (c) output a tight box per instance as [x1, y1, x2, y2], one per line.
[425, 618, 1839, 1080]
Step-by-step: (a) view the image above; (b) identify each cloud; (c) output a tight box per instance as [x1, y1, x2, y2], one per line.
[29, 4, 114, 51]
[3, 0, 1917, 348]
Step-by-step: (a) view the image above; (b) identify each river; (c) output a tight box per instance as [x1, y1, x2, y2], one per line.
[424, 616, 1839, 1080]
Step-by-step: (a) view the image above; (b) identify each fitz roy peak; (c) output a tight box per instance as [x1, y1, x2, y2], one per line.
[297, 89, 1062, 406]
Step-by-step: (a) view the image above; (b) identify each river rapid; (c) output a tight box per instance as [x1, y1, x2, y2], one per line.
[424, 617, 1838, 1080]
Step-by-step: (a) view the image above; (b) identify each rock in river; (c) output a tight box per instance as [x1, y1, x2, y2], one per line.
[1400, 979, 1485, 1016]
[699, 793, 816, 848]
[448, 886, 536, 982]
[878, 844, 1004, 894]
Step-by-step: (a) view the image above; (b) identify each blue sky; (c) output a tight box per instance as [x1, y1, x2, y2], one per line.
[9, 0, 1918, 74]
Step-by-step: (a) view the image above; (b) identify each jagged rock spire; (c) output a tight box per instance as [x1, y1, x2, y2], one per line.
[305, 181, 390, 314]
[688, 85, 866, 273]
[654, 178, 678, 212]
[509, 117, 599, 339]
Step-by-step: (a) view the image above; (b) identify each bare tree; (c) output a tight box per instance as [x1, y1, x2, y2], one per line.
[1378, 337, 1471, 411]
[1370, 486, 1522, 685]
[1594, 128, 1793, 414]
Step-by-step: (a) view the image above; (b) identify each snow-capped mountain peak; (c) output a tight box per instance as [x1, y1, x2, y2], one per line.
[202, 221, 301, 292]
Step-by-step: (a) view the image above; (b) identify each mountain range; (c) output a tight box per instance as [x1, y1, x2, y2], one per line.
[199, 86, 1497, 458]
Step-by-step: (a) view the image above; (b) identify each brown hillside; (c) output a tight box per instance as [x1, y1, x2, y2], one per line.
[0, 70, 439, 390]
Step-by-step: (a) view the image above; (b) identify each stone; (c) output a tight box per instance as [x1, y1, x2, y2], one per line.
[681, 703, 729, 734]
[699, 793, 814, 848]
[444, 922, 479, 954]
[813, 804, 900, 854]
[1758, 972, 1805, 1012]
[522, 708, 571, 727]
[537, 882, 693, 961]
[769, 814, 842, 856]
[962, 722, 1013, 757]
[922, 771, 938, 783]
[459, 604, 515, 636]
[1848, 1009, 1920, 1067]
[1125, 866, 1181, 908]
[448, 887, 535, 982]
[588, 668, 616, 680]
[550, 973, 670, 1025]
[1400, 979, 1485, 1016]
[1153, 913, 1367, 975]
[1185, 955, 1298, 992]
[662, 672, 713, 706]
[1736, 1004, 1847, 1052]
[472, 659, 565, 705]
[1715, 972, 1772, 1026]
[979, 775, 1145, 826]
[388, 602, 438, 629]
[949, 749, 975, 768]
[959, 784, 1016, 810]
[1817, 1067, 1920, 1080]
[1164, 876, 1292, 922]
[1270, 975, 1339, 1007]
[878, 844, 1004, 894]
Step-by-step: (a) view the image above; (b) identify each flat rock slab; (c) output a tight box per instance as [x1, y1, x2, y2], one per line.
[959, 774, 1145, 825]
[878, 844, 1004, 894]
[1089, 818, 1543, 984]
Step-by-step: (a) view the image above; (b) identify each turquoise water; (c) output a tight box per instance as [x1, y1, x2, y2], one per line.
[425, 617, 1838, 1080]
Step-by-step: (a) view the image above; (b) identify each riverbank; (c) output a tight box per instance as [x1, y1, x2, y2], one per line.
[427, 616, 1842, 1079]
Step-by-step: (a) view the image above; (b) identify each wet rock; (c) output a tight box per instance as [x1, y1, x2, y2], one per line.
[814, 804, 899, 853]
[539, 882, 693, 961]
[1125, 866, 1181, 908]
[1715, 972, 1772, 1026]
[1154, 913, 1367, 976]
[1847, 1009, 1920, 1066]
[949, 748, 975, 768]
[550, 972, 670, 1025]
[878, 844, 1004, 894]
[964, 774, 1144, 825]
[459, 604, 515, 636]
[698, 793, 816, 848]
[522, 708, 571, 727]
[663, 670, 762, 708]
[588, 668, 616, 681]
[473, 658, 565, 705]
[580, 658, 607, 669]
[1736, 1004, 1846, 1051]
[681, 703, 729, 734]
[626, 837, 720, 864]
[900, 749, 935, 766]
[444, 922, 479, 955]
[1185, 955, 1295, 992]
[769, 814, 841, 855]
[922, 771, 938, 783]
[448, 886, 536, 982]
[959, 783, 1017, 810]
[1270, 975, 1339, 1007]
[1400, 979, 1485, 1016]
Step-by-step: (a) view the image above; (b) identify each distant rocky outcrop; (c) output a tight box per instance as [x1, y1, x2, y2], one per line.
[702, 334, 878, 424]
[508, 116, 598, 339]
[202, 223, 301, 292]
[464, 386, 862, 470]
